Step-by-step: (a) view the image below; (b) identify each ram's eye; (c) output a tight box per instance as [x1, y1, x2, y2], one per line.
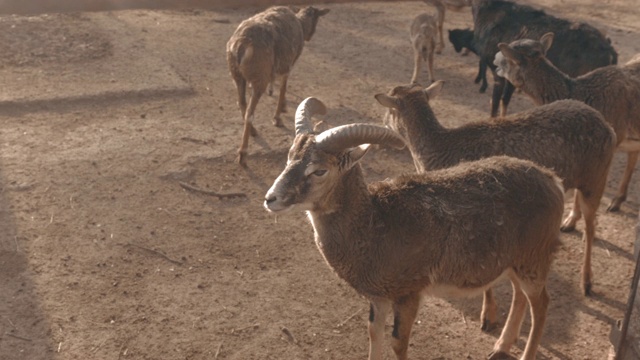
[312, 169, 327, 177]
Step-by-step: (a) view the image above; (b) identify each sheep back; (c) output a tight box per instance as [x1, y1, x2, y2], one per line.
[227, 7, 305, 83]
[426, 100, 615, 190]
[360, 156, 563, 297]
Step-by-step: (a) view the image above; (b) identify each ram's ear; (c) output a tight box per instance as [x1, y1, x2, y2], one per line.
[374, 94, 400, 110]
[539, 32, 554, 54]
[424, 80, 445, 100]
[342, 144, 371, 170]
[318, 8, 330, 16]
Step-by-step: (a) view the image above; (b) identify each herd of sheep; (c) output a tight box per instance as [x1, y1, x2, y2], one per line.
[226, 1, 640, 359]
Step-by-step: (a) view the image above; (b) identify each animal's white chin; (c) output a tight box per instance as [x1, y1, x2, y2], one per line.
[264, 201, 295, 213]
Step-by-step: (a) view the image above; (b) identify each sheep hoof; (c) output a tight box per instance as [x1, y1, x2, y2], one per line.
[481, 319, 499, 333]
[236, 151, 248, 167]
[607, 197, 624, 212]
[607, 204, 620, 212]
[583, 282, 592, 296]
[487, 351, 516, 360]
[273, 116, 284, 127]
[249, 124, 258, 137]
[559, 223, 575, 233]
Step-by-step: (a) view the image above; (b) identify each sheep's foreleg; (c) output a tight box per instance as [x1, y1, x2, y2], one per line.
[391, 295, 420, 360]
[481, 288, 499, 332]
[411, 49, 423, 84]
[368, 299, 391, 360]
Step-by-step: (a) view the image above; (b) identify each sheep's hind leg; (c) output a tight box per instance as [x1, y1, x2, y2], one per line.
[578, 189, 601, 296]
[560, 190, 581, 232]
[273, 75, 289, 127]
[488, 276, 527, 359]
[426, 44, 436, 83]
[423, 0, 445, 53]
[434, 1, 445, 54]
[232, 76, 256, 136]
[608, 150, 639, 212]
[234, 77, 247, 117]
[237, 82, 266, 166]
[518, 284, 550, 360]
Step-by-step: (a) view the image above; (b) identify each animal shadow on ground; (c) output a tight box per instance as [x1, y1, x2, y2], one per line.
[443, 227, 629, 359]
[0, 169, 55, 359]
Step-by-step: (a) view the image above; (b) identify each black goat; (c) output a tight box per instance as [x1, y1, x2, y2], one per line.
[448, 28, 488, 92]
[472, 0, 617, 117]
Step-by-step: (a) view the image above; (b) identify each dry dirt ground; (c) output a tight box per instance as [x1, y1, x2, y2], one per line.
[1, 1, 640, 359]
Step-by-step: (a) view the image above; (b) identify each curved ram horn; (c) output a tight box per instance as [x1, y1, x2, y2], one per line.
[315, 123, 406, 153]
[295, 97, 327, 136]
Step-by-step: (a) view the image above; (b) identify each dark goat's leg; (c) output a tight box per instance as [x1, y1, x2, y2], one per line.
[490, 72, 505, 117]
[500, 81, 516, 117]
[476, 59, 488, 93]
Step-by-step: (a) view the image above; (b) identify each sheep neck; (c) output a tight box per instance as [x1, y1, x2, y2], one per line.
[522, 58, 575, 105]
[307, 165, 376, 288]
[297, 13, 316, 41]
[399, 96, 446, 173]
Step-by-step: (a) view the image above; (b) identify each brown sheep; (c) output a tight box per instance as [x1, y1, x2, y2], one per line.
[375, 82, 615, 329]
[422, 0, 472, 54]
[265, 98, 564, 360]
[226, 6, 329, 166]
[410, 13, 438, 84]
[495, 33, 640, 212]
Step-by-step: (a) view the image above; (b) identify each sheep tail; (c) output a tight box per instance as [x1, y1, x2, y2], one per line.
[232, 40, 254, 67]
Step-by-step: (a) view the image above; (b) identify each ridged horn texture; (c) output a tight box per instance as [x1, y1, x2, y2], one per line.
[315, 124, 406, 153]
[295, 97, 327, 136]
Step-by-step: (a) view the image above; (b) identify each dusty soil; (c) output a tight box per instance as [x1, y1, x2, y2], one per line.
[0, 1, 639, 359]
